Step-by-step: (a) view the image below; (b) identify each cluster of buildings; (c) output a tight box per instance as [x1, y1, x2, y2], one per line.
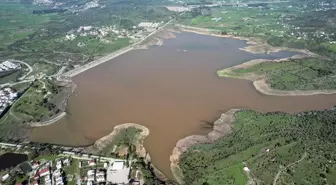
[29, 158, 72, 185]
[80, 158, 132, 185]
[0, 61, 21, 73]
[64, 25, 131, 46]
[138, 22, 161, 31]
[86, 169, 105, 184]
[166, 6, 191, 12]
[0, 87, 18, 115]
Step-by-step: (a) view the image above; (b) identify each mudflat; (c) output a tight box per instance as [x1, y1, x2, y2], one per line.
[30, 32, 336, 179]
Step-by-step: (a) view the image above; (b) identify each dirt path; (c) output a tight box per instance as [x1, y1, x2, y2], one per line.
[273, 152, 307, 185]
[30, 112, 66, 127]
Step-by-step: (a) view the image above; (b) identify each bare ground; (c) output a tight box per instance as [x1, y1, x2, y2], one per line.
[169, 109, 239, 184]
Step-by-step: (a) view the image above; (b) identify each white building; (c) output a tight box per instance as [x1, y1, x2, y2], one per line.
[111, 161, 124, 171]
[107, 161, 130, 184]
[0, 87, 18, 115]
[96, 171, 105, 182]
[0, 61, 20, 72]
[56, 160, 62, 169]
[1, 174, 9, 181]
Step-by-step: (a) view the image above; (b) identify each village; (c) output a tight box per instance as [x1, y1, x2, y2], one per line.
[0, 146, 144, 185]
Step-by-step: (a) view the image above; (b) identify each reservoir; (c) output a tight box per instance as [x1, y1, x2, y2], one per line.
[30, 32, 336, 179]
[0, 153, 28, 170]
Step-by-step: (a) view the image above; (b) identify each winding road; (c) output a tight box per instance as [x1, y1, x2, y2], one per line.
[273, 152, 307, 185]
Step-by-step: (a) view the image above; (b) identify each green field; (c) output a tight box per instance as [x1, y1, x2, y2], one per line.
[177, 2, 336, 58]
[218, 58, 336, 91]
[180, 109, 336, 185]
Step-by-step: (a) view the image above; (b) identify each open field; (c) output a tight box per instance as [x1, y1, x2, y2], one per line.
[179, 109, 336, 185]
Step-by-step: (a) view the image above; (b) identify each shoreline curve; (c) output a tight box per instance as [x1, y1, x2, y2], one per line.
[217, 56, 336, 96]
[170, 109, 239, 184]
[179, 25, 336, 96]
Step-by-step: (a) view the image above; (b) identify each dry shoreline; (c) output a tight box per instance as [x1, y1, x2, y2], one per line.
[179, 25, 317, 55]
[86, 123, 149, 156]
[217, 56, 336, 96]
[170, 109, 239, 184]
[178, 25, 336, 96]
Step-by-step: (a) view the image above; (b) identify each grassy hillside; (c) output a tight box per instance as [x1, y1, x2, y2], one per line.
[179, 109, 336, 185]
[218, 58, 336, 91]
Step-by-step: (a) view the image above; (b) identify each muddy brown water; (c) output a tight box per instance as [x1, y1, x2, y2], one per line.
[31, 32, 336, 180]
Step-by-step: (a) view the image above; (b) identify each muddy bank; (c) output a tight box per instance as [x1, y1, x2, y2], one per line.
[178, 25, 316, 56]
[85, 123, 149, 157]
[254, 79, 336, 96]
[170, 109, 239, 184]
[217, 56, 336, 96]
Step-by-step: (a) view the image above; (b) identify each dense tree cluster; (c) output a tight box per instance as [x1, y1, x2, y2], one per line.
[180, 109, 336, 185]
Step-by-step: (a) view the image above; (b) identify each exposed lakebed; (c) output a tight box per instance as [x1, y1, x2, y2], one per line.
[31, 32, 336, 179]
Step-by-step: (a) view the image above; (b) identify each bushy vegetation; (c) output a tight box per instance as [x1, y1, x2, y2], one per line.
[180, 109, 336, 185]
[220, 58, 336, 91]
[100, 127, 141, 156]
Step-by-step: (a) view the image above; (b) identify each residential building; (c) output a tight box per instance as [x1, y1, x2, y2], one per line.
[38, 168, 50, 177]
[88, 159, 95, 166]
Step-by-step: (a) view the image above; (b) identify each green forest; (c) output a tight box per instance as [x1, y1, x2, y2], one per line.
[180, 109, 336, 185]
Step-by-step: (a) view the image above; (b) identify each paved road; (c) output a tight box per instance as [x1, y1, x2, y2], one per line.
[10, 60, 33, 80]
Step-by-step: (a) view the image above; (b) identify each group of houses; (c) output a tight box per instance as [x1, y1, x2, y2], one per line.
[0, 61, 20, 73]
[26, 158, 72, 185]
[0, 87, 18, 115]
